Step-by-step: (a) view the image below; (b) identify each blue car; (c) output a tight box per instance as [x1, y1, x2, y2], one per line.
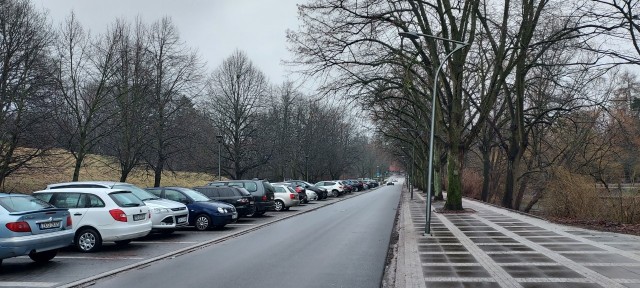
[145, 187, 238, 231]
[0, 193, 74, 265]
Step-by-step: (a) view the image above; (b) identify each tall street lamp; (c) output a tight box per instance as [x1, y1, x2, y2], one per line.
[216, 134, 223, 181]
[305, 155, 309, 182]
[399, 30, 469, 236]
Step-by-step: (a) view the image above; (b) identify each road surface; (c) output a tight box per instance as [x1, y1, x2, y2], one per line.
[91, 184, 401, 288]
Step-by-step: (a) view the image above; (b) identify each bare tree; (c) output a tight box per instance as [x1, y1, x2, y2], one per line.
[205, 50, 269, 180]
[0, 0, 55, 186]
[53, 12, 121, 181]
[145, 16, 203, 187]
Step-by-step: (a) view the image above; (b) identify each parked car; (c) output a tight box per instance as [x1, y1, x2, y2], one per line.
[192, 186, 256, 218]
[273, 182, 309, 203]
[145, 187, 237, 230]
[33, 188, 152, 252]
[207, 180, 275, 216]
[386, 181, 395, 185]
[314, 181, 346, 196]
[46, 182, 188, 234]
[346, 180, 365, 191]
[0, 193, 74, 265]
[285, 180, 328, 199]
[305, 189, 318, 201]
[271, 185, 300, 211]
[336, 180, 353, 193]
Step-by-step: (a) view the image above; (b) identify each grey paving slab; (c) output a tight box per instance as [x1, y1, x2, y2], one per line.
[561, 253, 639, 264]
[463, 231, 508, 237]
[586, 266, 640, 279]
[519, 283, 602, 288]
[514, 231, 562, 237]
[479, 245, 536, 252]
[420, 253, 479, 263]
[540, 244, 605, 252]
[488, 253, 556, 263]
[526, 237, 581, 243]
[458, 226, 497, 232]
[418, 237, 461, 244]
[419, 244, 469, 253]
[471, 237, 520, 244]
[607, 243, 640, 251]
[502, 265, 585, 278]
[424, 281, 502, 288]
[422, 265, 491, 278]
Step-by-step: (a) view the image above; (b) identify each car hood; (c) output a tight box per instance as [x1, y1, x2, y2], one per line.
[143, 198, 187, 209]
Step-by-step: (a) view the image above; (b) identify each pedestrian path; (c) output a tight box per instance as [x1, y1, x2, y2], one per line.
[399, 189, 640, 288]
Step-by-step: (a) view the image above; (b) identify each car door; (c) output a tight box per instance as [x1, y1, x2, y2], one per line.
[50, 193, 88, 227]
[80, 193, 112, 227]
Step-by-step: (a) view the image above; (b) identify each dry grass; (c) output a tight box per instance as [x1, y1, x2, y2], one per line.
[540, 166, 603, 219]
[3, 149, 214, 193]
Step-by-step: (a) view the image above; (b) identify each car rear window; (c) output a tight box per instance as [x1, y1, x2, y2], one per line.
[0, 196, 54, 212]
[109, 192, 144, 207]
[274, 186, 286, 193]
[234, 188, 251, 196]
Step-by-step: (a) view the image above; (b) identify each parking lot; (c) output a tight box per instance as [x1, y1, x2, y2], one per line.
[0, 189, 376, 288]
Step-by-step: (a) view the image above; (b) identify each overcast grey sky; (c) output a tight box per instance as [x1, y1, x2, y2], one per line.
[32, 0, 307, 85]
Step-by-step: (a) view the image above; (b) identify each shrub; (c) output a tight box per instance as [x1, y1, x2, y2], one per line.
[540, 166, 602, 219]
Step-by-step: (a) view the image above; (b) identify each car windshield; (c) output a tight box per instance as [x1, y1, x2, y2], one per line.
[179, 188, 211, 202]
[0, 196, 53, 212]
[114, 184, 159, 201]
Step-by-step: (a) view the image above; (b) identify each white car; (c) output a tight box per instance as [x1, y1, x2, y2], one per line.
[46, 182, 189, 234]
[314, 181, 345, 196]
[305, 190, 318, 201]
[33, 188, 152, 252]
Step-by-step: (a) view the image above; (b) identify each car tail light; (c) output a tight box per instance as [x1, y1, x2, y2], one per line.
[289, 194, 296, 199]
[109, 209, 128, 222]
[66, 215, 72, 228]
[6, 221, 31, 232]
[262, 195, 267, 201]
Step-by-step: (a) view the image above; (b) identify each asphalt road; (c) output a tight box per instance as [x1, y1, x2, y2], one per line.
[91, 184, 401, 288]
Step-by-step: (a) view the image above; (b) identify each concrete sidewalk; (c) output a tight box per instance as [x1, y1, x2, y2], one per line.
[391, 188, 640, 288]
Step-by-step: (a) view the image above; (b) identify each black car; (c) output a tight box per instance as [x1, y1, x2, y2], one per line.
[285, 180, 328, 200]
[207, 180, 275, 216]
[192, 186, 256, 217]
[145, 187, 238, 230]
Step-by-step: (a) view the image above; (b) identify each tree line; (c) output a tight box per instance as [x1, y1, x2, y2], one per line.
[0, 0, 387, 189]
[287, 0, 640, 214]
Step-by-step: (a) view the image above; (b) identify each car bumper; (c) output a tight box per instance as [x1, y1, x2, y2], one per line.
[0, 229, 74, 259]
[211, 212, 238, 226]
[257, 201, 275, 212]
[100, 221, 152, 242]
[235, 204, 256, 217]
[151, 211, 189, 231]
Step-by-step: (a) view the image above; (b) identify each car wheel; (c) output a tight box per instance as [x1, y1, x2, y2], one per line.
[244, 207, 256, 218]
[29, 249, 58, 263]
[195, 214, 211, 231]
[75, 228, 102, 253]
[274, 200, 284, 211]
[331, 190, 338, 197]
[114, 240, 132, 246]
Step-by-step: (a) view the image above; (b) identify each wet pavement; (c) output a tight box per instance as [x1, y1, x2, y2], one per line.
[396, 187, 640, 288]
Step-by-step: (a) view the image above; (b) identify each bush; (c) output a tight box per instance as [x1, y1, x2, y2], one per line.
[540, 166, 602, 219]
[462, 169, 483, 199]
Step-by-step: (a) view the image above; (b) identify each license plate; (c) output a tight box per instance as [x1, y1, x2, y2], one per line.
[250, 201, 254, 204]
[39, 221, 61, 229]
[177, 216, 187, 223]
[133, 213, 146, 221]
[232, 214, 237, 219]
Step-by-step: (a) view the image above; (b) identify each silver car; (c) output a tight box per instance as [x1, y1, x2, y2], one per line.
[272, 185, 300, 211]
[46, 182, 189, 234]
[0, 193, 74, 265]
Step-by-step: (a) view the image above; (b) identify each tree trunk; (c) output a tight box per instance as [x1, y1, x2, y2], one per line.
[153, 157, 164, 187]
[444, 146, 464, 210]
[72, 153, 85, 182]
[514, 174, 529, 210]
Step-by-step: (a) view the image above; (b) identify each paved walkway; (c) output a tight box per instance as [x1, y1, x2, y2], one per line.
[394, 188, 640, 288]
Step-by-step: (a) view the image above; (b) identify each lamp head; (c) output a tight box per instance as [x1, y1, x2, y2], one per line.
[398, 31, 420, 40]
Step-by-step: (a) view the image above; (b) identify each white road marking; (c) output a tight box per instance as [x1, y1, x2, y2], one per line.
[227, 223, 256, 226]
[133, 241, 197, 244]
[54, 256, 144, 260]
[0, 282, 57, 287]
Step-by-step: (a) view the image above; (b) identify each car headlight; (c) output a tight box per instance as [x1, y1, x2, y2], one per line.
[153, 208, 170, 214]
[217, 207, 226, 213]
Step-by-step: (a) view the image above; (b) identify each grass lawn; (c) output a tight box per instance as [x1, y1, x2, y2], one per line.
[3, 149, 215, 194]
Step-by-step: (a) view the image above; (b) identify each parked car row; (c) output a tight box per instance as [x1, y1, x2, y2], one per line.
[0, 177, 377, 265]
